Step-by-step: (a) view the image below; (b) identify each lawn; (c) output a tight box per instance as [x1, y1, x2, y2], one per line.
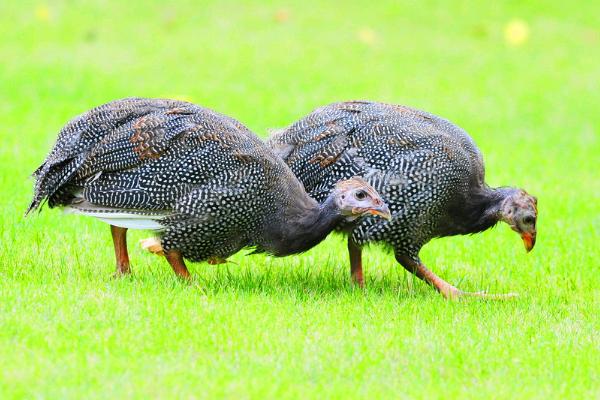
[1, 1, 599, 398]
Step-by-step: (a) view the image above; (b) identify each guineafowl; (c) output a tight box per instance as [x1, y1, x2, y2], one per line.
[27, 98, 390, 278]
[269, 101, 537, 298]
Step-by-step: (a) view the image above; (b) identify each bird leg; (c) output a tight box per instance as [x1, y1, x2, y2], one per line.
[348, 239, 364, 287]
[164, 249, 191, 279]
[110, 225, 131, 275]
[395, 254, 517, 300]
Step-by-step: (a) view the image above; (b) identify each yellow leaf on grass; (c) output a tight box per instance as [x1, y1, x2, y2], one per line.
[274, 9, 290, 23]
[504, 19, 530, 47]
[357, 28, 377, 46]
[34, 4, 51, 22]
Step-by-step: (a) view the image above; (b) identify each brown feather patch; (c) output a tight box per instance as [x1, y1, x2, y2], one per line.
[130, 115, 166, 159]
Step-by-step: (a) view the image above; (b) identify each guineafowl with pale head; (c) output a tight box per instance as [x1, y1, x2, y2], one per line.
[28, 98, 391, 278]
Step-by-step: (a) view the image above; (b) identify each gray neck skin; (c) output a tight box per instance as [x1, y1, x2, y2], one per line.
[441, 186, 519, 236]
[262, 194, 344, 256]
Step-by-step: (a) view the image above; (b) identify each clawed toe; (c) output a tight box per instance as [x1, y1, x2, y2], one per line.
[440, 286, 518, 300]
[458, 290, 518, 300]
[111, 269, 132, 279]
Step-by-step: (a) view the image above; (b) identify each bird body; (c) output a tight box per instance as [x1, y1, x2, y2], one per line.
[269, 101, 538, 298]
[29, 98, 390, 277]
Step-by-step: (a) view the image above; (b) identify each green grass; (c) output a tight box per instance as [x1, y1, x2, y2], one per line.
[1, 0, 599, 398]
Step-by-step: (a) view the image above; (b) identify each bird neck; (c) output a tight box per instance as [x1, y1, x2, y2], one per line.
[458, 186, 519, 234]
[268, 194, 343, 256]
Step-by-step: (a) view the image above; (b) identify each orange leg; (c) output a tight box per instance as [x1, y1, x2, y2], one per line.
[110, 225, 131, 275]
[348, 239, 364, 287]
[395, 254, 517, 300]
[164, 249, 191, 279]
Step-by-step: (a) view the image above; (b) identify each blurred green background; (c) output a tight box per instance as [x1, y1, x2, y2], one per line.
[0, 1, 599, 399]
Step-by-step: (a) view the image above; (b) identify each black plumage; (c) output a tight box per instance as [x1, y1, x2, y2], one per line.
[269, 101, 538, 298]
[28, 98, 390, 278]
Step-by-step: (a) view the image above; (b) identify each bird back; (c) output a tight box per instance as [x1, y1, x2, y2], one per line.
[269, 100, 487, 251]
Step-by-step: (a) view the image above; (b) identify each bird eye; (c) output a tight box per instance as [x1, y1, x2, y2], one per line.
[523, 216, 535, 225]
[355, 191, 367, 200]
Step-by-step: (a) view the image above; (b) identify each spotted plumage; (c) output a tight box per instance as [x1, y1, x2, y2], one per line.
[269, 101, 538, 298]
[28, 98, 390, 278]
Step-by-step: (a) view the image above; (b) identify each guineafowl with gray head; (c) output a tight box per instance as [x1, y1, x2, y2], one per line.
[269, 101, 537, 299]
[28, 98, 390, 278]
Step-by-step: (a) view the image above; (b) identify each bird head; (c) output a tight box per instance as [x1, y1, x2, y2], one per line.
[500, 189, 538, 252]
[332, 177, 392, 222]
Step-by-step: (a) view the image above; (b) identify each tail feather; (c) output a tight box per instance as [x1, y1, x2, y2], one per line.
[26, 156, 84, 215]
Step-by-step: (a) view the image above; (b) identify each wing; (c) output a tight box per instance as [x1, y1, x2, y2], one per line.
[159, 166, 269, 261]
[268, 101, 394, 201]
[269, 100, 484, 202]
[27, 98, 250, 213]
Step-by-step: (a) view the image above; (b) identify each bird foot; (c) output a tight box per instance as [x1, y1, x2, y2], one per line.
[445, 289, 518, 300]
[111, 268, 132, 279]
[207, 256, 237, 265]
[140, 237, 164, 256]
[462, 291, 518, 299]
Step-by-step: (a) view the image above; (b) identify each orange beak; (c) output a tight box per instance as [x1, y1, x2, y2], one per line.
[521, 232, 536, 252]
[368, 203, 392, 221]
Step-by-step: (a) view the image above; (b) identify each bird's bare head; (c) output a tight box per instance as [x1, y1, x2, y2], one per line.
[333, 177, 391, 222]
[500, 189, 538, 252]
